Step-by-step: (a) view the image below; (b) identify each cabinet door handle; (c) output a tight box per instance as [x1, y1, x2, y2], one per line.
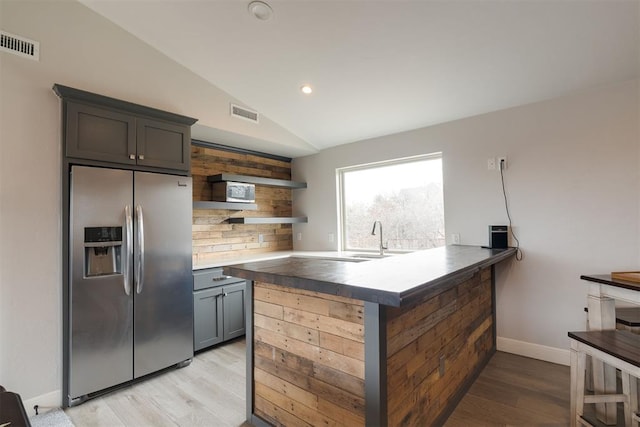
[129, 154, 136, 160]
[224, 293, 228, 297]
[138, 154, 145, 160]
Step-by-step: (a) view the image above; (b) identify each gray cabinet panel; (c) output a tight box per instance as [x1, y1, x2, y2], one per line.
[66, 102, 136, 165]
[194, 287, 224, 351]
[194, 268, 245, 291]
[136, 118, 190, 172]
[223, 281, 246, 340]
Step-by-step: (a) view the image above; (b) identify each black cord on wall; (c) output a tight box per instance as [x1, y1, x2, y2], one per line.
[500, 162, 523, 261]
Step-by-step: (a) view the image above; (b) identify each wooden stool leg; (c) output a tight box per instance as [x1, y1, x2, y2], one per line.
[623, 371, 632, 426]
[588, 296, 617, 424]
[631, 377, 639, 427]
[585, 310, 593, 391]
[571, 347, 578, 427]
[571, 344, 587, 427]
[586, 354, 593, 391]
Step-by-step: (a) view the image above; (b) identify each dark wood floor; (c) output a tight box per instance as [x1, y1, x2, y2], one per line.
[67, 340, 572, 426]
[446, 351, 570, 426]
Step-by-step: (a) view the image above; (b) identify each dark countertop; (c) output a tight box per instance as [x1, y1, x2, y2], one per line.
[224, 245, 517, 307]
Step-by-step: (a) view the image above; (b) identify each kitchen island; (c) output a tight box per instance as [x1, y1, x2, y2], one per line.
[225, 245, 516, 427]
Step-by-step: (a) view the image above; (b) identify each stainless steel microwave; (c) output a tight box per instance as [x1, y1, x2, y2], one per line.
[211, 181, 256, 203]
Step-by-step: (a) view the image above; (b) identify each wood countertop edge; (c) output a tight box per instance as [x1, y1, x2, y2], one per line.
[397, 247, 516, 306]
[225, 246, 517, 307]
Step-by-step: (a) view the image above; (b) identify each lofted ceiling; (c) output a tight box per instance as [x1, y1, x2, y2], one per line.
[79, 0, 639, 156]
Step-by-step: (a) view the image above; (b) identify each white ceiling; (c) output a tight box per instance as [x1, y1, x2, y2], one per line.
[80, 0, 639, 155]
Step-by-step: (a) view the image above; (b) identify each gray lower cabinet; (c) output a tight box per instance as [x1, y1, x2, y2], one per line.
[193, 269, 246, 351]
[194, 286, 224, 350]
[221, 282, 246, 341]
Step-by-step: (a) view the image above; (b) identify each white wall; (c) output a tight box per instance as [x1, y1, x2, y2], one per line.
[0, 0, 308, 408]
[293, 79, 640, 363]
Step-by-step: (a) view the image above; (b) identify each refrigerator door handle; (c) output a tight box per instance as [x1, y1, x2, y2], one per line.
[124, 205, 133, 296]
[135, 204, 145, 294]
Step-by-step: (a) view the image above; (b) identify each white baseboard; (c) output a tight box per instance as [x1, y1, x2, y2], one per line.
[497, 336, 570, 366]
[22, 389, 62, 417]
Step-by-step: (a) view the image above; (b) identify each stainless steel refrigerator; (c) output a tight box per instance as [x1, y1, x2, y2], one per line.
[68, 165, 193, 405]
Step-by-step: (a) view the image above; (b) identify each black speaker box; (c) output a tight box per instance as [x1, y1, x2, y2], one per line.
[489, 225, 509, 249]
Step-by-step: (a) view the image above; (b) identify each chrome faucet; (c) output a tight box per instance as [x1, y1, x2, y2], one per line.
[371, 220, 388, 256]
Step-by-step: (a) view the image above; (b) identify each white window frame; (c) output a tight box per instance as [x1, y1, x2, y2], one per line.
[336, 153, 444, 253]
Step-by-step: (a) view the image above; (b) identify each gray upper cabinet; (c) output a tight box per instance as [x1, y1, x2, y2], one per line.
[135, 117, 190, 171]
[66, 102, 137, 166]
[54, 84, 197, 174]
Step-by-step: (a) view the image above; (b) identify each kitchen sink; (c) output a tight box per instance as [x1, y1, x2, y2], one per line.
[349, 253, 395, 259]
[289, 255, 368, 263]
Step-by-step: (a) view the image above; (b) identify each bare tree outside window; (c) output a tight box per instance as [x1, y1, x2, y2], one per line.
[339, 154, 444, 252]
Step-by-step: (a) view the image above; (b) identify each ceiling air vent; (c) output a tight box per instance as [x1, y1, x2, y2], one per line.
[0, 30, 40, 61]
[230, 104, 259, 124]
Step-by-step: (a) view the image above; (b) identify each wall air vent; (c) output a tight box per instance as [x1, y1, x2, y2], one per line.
[230, 104, 259, 124]
[0, 30, 40, 61]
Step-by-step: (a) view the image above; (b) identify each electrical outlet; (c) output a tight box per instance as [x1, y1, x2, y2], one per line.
[452, 233, 460, 244]
[297, 232, 302, 241]
[487, 158, 496, 170]
[258, 234, 264, 244]
[328, 233, 334, 243]
[498, 157, 507, 170]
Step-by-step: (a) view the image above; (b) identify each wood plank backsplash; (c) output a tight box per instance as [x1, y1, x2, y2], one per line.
[191, 145, 294, 266]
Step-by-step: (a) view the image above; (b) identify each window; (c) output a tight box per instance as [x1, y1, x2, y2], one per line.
[338, 154, 444, 252]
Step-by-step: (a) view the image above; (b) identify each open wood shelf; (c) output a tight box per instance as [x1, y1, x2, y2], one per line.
[207, 173, 307, 189]
[197, 174, 306, 222]
[193, 201, 258, 211]
[227, 217, 308, 224]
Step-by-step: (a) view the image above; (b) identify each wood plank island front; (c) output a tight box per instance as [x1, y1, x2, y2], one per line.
[225, 245, 516, 427]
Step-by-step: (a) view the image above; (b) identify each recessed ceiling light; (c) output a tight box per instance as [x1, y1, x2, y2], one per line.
[248, 1, 273, 21]
[300, 85, 313, 95]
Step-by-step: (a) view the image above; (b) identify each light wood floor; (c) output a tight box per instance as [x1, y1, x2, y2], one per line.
[66, 339, 571, 426]
[65, 338, 247, 427]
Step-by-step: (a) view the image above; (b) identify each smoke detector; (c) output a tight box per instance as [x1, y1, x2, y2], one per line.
[248, 1, 273, 21]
